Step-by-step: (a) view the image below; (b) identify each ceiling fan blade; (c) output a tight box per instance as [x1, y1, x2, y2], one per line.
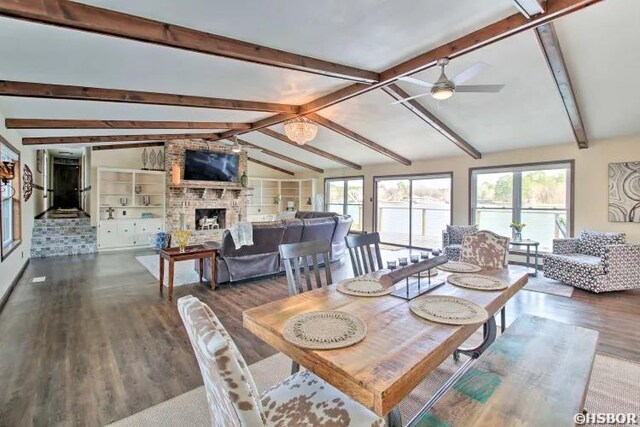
[398, 76, 434, 88]
[451, 62, 490, 85]
[455, 84, 505, 93]
[390, 91, 432, 105]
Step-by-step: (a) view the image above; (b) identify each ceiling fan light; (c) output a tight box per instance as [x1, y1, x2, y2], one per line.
[284, 117, 318, 145]
[431, 86, 454, 100]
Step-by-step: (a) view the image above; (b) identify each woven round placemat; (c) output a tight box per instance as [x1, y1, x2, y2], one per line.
[447, 274, 508, 291]
[283, 311, 367, 350]
[437, 261, 482, 273]
[337, 278, 394, 297]
[409, 295, 489, 325]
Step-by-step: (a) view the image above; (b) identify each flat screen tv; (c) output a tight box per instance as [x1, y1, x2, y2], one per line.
[183, 150, 239, 182]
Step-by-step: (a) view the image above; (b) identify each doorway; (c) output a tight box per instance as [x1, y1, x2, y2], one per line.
[53, 158, 80, 209]
[374, 173, 452, 248]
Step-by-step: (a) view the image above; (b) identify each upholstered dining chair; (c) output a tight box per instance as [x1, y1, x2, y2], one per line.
[459, 230, 510, 332]
[279, 239, 333, 374]
[345, 232, 384, 277]
[177, 295, 386, 427]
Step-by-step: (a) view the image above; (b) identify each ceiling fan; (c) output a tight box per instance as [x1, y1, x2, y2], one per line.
[391, 58, 505, 104]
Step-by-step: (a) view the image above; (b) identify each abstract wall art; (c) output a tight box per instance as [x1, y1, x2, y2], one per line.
[609, 161, 640, 223]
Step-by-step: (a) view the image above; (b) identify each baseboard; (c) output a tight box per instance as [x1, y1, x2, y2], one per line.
[0, 258, 30, 314]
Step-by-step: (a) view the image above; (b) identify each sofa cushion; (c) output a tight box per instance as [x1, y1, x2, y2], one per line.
[295, 211, 337, 220]
[543, 253, 605, 290]
[281, 218, 304, 244]
[220, 224, 285, 257]
[577, 230, 626, 258]
[300, 217, 337, 243]
[446, 224, 479, 245]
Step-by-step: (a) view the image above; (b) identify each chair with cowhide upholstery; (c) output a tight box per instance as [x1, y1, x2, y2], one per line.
[460, 230, 510, 332]
[177, 295, 386, 427]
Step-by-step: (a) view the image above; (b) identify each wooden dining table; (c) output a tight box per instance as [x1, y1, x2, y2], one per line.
[243, 266, 529, 420]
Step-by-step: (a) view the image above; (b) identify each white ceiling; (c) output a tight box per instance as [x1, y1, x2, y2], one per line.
[79, 0, 515, 71]
[0, 0, 638, 172]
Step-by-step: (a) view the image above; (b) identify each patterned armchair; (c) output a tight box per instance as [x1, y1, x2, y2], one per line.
[543, 230, 640, 293]
[177, 295, 385, 427]
[442, 225, 479, 261]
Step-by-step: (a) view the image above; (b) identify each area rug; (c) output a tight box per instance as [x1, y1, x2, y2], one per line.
[524, 275, 574, 298]
[135, 255, 200, 287]
[107, 351, 639, 426]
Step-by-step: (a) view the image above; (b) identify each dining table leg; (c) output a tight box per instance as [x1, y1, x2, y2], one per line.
[453, 316, 498, 360]
[386, 407, 401, 427]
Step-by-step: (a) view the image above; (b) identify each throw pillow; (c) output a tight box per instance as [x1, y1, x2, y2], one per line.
[577, 229, 626, 258]
[446, 224, 479, 245]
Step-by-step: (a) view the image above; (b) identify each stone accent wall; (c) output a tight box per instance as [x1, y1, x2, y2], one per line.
[165, 139, 249, 244]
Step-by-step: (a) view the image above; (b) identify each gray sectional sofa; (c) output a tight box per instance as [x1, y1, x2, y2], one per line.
[200, 211, 352, 284]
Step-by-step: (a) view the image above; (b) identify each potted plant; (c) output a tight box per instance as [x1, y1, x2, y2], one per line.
[510, 221, 526, 241]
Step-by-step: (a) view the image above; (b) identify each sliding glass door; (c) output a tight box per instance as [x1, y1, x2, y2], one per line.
[375, 174, 452, 248]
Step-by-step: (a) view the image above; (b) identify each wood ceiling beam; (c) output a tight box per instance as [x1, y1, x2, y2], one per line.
[258, 129, 362, 170]
[305, 113, 411, 166]
[0, 0, 378, 84]
[535, 23, 587, 149]
[247, 157, 294, 176]
[5, 119, 252, 130]
[0, 80, 298, 113]
[513, 0, 547, 18]
[23, 132, 223, 146]
[235, 138, 323, 174]
[382, 84, 481, 159]
[216, 0, 603, 141]
[91, 142, 164, 151]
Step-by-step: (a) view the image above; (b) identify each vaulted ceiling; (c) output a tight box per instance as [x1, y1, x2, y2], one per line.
[0, 0, 638, 174]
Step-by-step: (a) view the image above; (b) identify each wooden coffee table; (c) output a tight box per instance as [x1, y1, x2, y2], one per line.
[159, 244, 219, 301]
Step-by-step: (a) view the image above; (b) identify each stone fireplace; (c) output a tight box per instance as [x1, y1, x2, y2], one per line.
[195, 208, 226, 230]
[165, 139, 249, 245]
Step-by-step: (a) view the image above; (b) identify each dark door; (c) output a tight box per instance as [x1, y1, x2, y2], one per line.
[54, 164, 80, 209]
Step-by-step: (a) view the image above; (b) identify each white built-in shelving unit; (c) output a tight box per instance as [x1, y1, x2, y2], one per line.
[96, 167, 166, 250]
[247, 178, 316, 222]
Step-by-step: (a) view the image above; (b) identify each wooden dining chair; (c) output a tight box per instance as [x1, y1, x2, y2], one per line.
[177, 295, 385, 427]
[279, 239, 333, 297]
[345, 232, 384, 276]
[279, 239, 333, 374]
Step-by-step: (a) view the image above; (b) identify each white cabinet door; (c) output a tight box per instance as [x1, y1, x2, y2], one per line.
[99, 221, 119, 248]
[134, 219, 163, 246]
[118, 221, 136, 246]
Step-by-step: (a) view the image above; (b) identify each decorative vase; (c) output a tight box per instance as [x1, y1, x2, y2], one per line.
[173, 230, 192, 253]
[135, 185, 142, 194]
[240, 171, 248, 187]
[514, 231, 523, 241]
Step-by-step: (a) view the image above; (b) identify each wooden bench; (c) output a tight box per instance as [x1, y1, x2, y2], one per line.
[409, 314, 599, 427]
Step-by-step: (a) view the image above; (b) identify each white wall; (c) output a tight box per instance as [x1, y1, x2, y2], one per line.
[247, 162, 294, 179]
[0, 113, 35, 301]
[297, 134, 640, 243]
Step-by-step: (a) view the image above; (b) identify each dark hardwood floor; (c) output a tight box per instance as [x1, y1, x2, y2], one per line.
[0, 250, 638, 427]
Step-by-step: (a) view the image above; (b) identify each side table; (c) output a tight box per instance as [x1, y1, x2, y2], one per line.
[159, 244, 218, 301]
[510, 240, 540, 277]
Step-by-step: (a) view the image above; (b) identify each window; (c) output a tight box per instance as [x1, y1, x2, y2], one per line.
[471, 162, 572, 252]
[1, 138, 21, 260]
[374, 174, 452, 248]
[325, 177, 363, 232]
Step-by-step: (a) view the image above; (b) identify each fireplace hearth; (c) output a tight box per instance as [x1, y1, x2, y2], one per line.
[195, 208, 226, 231]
